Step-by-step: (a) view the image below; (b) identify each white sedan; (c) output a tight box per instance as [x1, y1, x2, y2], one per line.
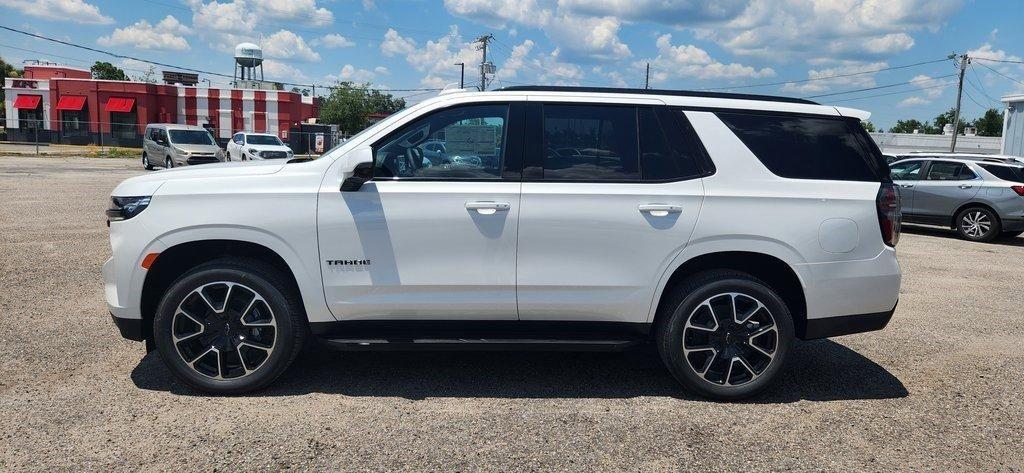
[227, 132, 294, 161]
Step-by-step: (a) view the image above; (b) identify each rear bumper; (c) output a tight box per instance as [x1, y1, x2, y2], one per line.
[1002, 217, 1024, 232]
[801, 302, 897, 339]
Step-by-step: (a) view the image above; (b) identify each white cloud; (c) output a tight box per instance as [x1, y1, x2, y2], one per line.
[898, 96, 929, 107]
[374, 66, 390, 75]
[262, 29, 321, 62]
[312, 33, 355, 48]
[694, 0, 961, 61]
[327, 64, 378, 83]
[496, 39, 584, 85]
[253, 0, 334, 27]
[4, 0, 113, 24]
[639, 33, 774, 83]
[559, 0, 747, 24]
[263, 59, 308, 82]
[98, 15, 192, 51]
[444, 0, 628, 62]
[381, 28, 418, 56]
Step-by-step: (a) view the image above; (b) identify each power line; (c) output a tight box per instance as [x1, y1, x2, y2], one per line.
[702, 57, 953, 91]
[827, 82, 949, 104]
[972, 57, 1024, 65]
[803, 73, 956, 99]
[0, 24, 442, 94]
[974, 60, 1024, 87]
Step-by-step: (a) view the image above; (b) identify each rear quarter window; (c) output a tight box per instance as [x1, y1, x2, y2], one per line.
[979, 164, 1024, 182]
[717, 112, 883, 182]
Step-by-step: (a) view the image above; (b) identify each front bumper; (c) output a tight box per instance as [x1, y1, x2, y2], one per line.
[111, 313, 145, 341]
[802, 301, 897, 339]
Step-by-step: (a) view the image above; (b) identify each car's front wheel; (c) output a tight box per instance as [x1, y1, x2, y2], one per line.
[165, 156, 174, 168]
[153, 258, 307, 394]
[142, 152, 154, 170]
[657, 270, 794, 401]
[955, 207, 1000, 242]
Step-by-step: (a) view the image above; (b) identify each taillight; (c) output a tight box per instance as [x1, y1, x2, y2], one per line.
[877, 183, 901, 247]
[1012, 185, 1024, 197]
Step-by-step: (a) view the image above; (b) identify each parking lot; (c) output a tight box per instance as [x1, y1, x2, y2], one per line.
[1, 155, 1022, 470]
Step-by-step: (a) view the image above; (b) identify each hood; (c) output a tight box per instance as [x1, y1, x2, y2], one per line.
[245, 144, 292, 153]
[111, 159, 289, 196]
[173, 143, 221, 153]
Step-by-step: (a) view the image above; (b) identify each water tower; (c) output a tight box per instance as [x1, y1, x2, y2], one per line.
[233, 42, 264, 82]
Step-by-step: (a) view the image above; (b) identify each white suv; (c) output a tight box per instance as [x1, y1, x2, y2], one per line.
[104, 86, 901, 400]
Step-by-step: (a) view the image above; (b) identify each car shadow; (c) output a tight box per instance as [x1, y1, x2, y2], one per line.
[131, 339, 907, 403]
[902, 224, 1024, 247]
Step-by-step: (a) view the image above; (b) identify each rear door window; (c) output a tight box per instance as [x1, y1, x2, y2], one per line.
[927, 161, 976, 180]
[542, 104, 639, 181]
[717, 112, 882, 181]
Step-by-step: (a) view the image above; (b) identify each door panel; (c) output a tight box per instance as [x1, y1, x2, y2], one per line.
[889, 160, 923, 214]
[318, 181, 521, 320]
[914, 161, 981, 217]
[516, 181, 703, 322]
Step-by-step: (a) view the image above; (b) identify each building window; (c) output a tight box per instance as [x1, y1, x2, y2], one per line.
[110, 111, 139, 139]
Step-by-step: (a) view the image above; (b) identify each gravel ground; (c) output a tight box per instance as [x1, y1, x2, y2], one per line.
[1, 156, 1023, 471]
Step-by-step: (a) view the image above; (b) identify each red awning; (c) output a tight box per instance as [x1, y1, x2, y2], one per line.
[12, 95, 41, 109]
[104, 97, 135, 113]
[55, 95, 87, 111]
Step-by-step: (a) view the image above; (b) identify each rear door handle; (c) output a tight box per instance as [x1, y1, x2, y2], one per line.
[900, 184, 914, 188]
[639, 204, 683, 216]
[466, 201, 510, 215]
[959, 184, 973, 189]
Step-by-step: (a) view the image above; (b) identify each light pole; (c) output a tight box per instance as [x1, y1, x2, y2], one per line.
[455, 62, 465, 89]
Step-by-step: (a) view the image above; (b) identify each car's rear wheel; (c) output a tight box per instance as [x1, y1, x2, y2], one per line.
[153, 258, 307, 394]
[657, 270, 794, 401]
[955, 207, 1000, 242]
[142, 152, 154, 170]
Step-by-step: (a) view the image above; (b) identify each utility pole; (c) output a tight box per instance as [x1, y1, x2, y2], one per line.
[950, 53, 969, 152]
[645, 63, 650, 89]
[475, 34, 494, 91]
[455, 62, 465, 89]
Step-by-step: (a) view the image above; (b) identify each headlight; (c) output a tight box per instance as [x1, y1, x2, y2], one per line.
[106, 196, 151, 222]
[174, 147, 190, 156]
[248, 148, 259, 155]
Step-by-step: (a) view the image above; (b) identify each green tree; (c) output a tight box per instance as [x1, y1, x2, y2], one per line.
[860, 120, 876, 132]
[1, 57, 22, 121]
[317, 82, 406, 134]
[290, 87, 311, 96]
[933, 107, 968, 135]
[90, 61, 129, 81]
[972, 108, 1003, 137]
[889, 119, 937, 134]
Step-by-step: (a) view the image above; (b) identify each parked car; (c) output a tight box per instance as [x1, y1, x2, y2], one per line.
[898, 151, 1024, 166]
[227, 132, 295, 161]
[890, 157, 1024, 241]
[142, 124, 225, 170]
[882, 153, 900, 164]
[105, 86, 901, 400]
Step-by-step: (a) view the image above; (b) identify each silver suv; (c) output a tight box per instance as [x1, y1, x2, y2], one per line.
[890, 157, 1024, 241]
[142, 124, 225, 170]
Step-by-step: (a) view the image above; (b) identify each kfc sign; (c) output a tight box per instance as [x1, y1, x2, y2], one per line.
[12, 80, 38, 89]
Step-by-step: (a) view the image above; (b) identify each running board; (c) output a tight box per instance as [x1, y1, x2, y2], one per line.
[317, 338, 644, 352]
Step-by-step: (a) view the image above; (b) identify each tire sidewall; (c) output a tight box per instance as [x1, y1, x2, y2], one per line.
[153, 266, 297, 393]
[661, 277, 794, 401]
[956, 207, 1000, 242]
[165, 156, 173, 168]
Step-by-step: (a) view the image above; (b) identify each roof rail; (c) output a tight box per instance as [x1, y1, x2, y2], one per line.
[495, 85, 819, 105]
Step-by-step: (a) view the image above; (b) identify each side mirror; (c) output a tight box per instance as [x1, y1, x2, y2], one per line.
[341, 161, 373, 192]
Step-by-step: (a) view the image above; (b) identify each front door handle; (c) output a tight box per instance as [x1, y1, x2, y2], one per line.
[900, 184, 914, 188]
[959, 184, 973, 189]
[639, 204, 683, 217]
[466, 201, 510, 215]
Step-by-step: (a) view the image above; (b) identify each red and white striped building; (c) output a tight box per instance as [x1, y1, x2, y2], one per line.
[4, 64, 317, 147]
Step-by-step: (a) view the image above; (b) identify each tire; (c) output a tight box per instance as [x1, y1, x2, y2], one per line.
[955, 206, 1000, 242]
[656, 270, 794, 401]
[142, 152, 154, 170]
[152, 258, 307, 394]
[165, 156, 174, 168]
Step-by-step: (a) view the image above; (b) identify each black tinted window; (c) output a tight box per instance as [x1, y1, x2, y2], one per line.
[927, 161, 976, 180]
[980, 164, 1024, 182]
[717, 113, 881, 181]
[639, 108, 702, 181]
[543, 105, 639, 180]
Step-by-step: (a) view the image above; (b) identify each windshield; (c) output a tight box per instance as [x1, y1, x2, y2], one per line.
[169, 130, 216, 145]
[247, 135, 284, 146]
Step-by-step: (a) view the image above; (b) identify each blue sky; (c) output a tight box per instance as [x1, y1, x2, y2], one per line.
[2, 0, 1023, 129]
